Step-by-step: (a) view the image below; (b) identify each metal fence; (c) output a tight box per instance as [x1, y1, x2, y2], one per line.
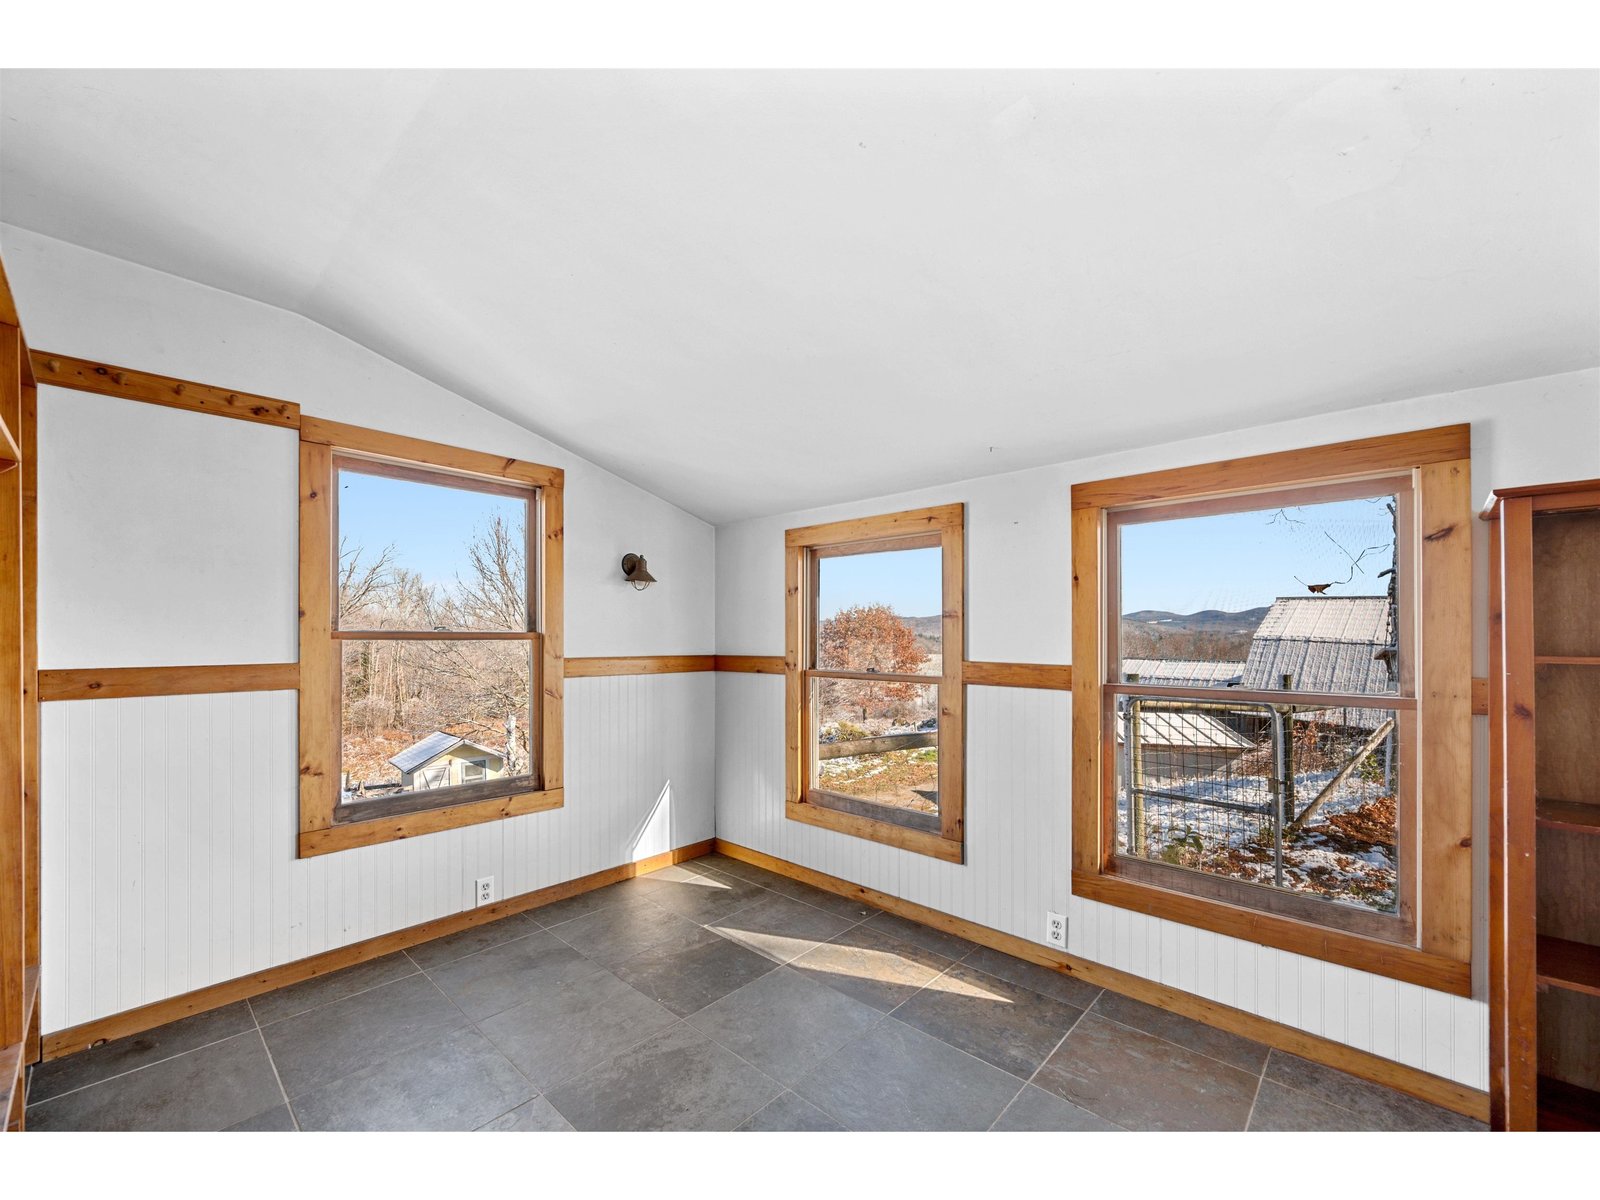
[1115, 693, 1399, 913]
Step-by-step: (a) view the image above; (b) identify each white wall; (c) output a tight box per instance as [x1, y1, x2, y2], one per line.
[715, 367, 1600, 1090]
[10, 212, 1599, 1083]
[3, 224, 719, 1033]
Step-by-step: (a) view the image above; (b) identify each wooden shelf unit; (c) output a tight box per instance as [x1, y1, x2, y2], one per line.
[1536, 799, 1600, 836]
[0, 250, 39, 1132]
[1537, 936, 1600, 998]
[1486, 481, 1600, 1132]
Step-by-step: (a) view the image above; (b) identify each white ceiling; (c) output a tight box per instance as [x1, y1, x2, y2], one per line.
[1, 69, 1595, 523]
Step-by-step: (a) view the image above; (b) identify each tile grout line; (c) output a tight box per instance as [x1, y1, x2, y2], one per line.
[1084, 991, 1272, 1081]
[25, 1020, 262, 1109]
[251, 960, 428, 1030]
[987, 997, 1121, 1131]
[1252, 1048, 1474, 1130]
[1242, 1061, 1269, 1133]
[249, 998, 301, 1132]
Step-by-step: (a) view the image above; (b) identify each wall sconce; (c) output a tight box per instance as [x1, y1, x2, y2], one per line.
[621, 553, 657, 591]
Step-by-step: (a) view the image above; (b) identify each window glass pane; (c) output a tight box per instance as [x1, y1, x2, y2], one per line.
[813, 678, 939, 816]
[814, 545, 940, 674]
[337, 463, 531, 632]
[340, 638, 534, 805]
[1114, 693, 1400, 915]
[1117, 492, 1401, 695]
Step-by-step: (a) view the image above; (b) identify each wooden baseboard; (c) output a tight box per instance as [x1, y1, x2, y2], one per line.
[712, 838, 1491, 1123]
[39, 839, 715, 1062]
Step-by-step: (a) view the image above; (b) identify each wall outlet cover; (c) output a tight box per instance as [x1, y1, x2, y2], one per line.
[476, 876, 496, 906]
[1045, 911, 1067, 949]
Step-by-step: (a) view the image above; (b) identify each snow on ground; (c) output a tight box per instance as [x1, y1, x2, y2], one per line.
[1117, 763, 1398, 912]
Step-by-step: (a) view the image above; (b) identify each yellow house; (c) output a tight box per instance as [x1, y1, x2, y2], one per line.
[388, 731, 506, 791]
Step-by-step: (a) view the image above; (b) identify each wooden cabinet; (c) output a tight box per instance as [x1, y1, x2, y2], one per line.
[1486, 481, 1600, 1130]
[0, 251, 38, 1132]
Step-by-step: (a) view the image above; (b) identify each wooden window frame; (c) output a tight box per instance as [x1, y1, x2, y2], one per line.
[784, 503, 966, 864]
[297, 417, 564, 858]
[1070, 426, 1473, 996]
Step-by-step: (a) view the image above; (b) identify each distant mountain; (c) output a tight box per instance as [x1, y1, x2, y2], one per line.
[1121, 607, 1271, 635]
[902, 614, 943, 656]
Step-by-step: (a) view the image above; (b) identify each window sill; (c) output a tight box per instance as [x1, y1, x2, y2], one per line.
[298, 786, 564, 858]
[1071, 868, 1471, 996]
[786, 797, 963, 864]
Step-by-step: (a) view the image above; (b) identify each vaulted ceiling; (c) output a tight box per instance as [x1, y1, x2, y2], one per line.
[1, 69, 1595, 522]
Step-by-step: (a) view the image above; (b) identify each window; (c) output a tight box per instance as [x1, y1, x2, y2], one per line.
[785, 504, 965, 862]
[298, 418, 564, 857]
[1071, 427, 1473, 994]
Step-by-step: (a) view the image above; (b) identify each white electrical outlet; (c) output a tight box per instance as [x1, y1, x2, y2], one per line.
[1045, 911, 1067, 949]
[475, 876, 495, 906]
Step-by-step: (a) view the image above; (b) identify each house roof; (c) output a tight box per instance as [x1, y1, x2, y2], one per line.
[1240, 596, 1395, 696]
[389, 732, 504, 774]
[1121, 657, 1245, 688]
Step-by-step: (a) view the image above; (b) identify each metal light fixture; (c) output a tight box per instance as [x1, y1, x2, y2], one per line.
[621, 553, 657, 591]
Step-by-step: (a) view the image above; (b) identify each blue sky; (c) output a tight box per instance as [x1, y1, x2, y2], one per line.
[1119, 495, 1395, 613]
[342, 469, 1394, 619]
[338, 468, 527, 587]
[812, 495, 1396, 620]
[817, 546, 942, 620]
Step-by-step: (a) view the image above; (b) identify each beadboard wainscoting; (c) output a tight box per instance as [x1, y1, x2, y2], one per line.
[39, 672, 715, 1034]
[714, 671, 1489, 1090]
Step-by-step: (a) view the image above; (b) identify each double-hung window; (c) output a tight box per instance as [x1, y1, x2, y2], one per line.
[1071, 427, 1472, 993]
[297, 420, 564, 857]
[784, 504, 965, 862]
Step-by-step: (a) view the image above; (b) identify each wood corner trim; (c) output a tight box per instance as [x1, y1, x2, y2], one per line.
[713, 839, 1488, 1122]
[31, 350, 300, 429]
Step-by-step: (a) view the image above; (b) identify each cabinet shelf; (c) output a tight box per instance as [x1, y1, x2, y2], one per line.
[1537, 936, 1600, 998]
[1534, 655, 1600, 667]
[1536, 798, 1600, 835]
[1539, 1076, 1600, 1132]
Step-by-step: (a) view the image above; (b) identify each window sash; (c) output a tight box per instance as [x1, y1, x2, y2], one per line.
[331, 452, 538, 635]
[784, 503, 965, 862]
[1104, 473, 1416, 699]
[298, 429, 565, 859]
[1100, 683, 1417, 943]
[1098, 474, 1417, 935]
[1069, 427, 1473, 995]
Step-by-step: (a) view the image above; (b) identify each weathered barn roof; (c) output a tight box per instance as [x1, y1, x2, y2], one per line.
[1120, 657, 1245, 688]
[1240, 596, 1395, 695]
[1116, 709, 1253, 752]
[389, 731, 504, 774]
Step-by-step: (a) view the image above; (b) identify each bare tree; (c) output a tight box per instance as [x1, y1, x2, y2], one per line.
[337, 538, 396, 624]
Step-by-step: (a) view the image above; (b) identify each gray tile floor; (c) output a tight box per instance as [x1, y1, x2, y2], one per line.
[22, 853, 1487, 1132]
